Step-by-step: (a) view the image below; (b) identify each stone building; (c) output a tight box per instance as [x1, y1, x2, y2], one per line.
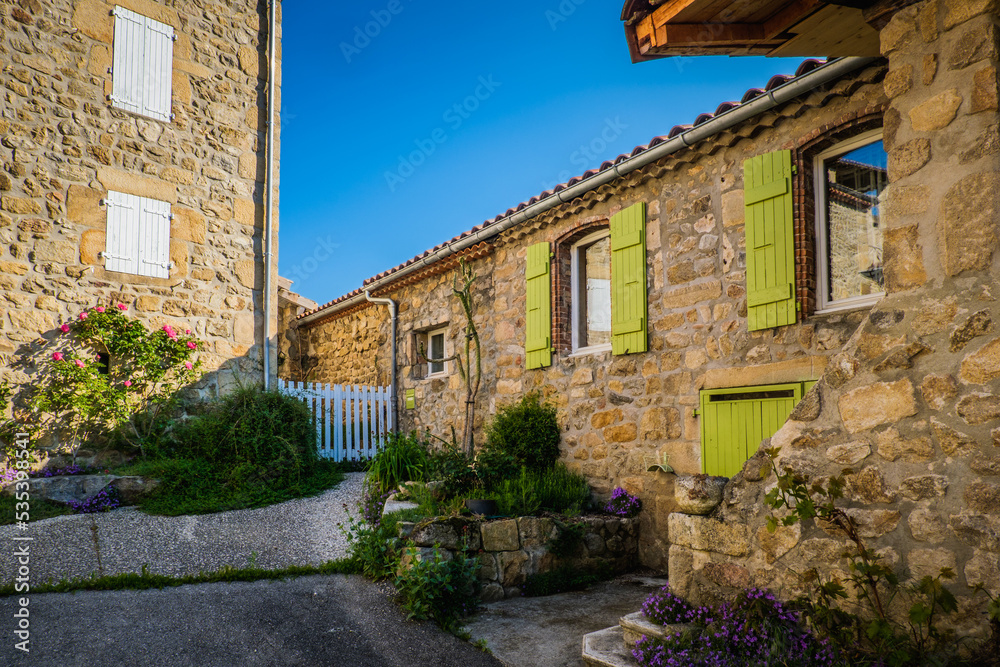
[288, 0, 999, 627]
[0, 0, 282, 398]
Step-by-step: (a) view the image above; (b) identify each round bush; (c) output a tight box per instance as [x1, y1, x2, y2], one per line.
[171, 388, 316, 470]
[484, 393, 560, 471]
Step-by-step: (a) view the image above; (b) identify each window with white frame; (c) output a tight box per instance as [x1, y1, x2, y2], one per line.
[424, 327, 448, 377]
[571, 230, 612, 353]
[814, 130, 888, 312]
[103, 191, 172, 279]
[111, 6, 174, 122]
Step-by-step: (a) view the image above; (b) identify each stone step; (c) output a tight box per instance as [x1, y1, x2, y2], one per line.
[620, 611, 694, 647]
[582, 626, 635, 667]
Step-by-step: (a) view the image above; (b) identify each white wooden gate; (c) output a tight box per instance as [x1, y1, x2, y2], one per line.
[278, 380, 394, 461]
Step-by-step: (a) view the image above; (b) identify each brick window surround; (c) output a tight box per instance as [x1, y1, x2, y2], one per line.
[791, 110, 885, 318]
[552, 220, 611, 354]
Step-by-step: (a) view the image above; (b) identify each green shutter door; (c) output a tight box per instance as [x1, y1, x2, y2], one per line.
[700, 383, 803, 477]
[610, 202, 647, 356]
[525, 241, 552, 369]
[744, 150, 796, 331]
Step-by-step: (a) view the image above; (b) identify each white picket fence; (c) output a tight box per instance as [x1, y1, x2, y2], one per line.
[277, 380, 394, 461]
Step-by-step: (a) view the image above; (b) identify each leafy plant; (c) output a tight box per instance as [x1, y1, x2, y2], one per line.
[484, 392, 560, 471]
[763, 448, 976, 665]
[339, 504, 406, 581]
[420, 259, 482, 457]
[605, 486, 641, 518]
[32, 304, 202, 457]
[482, 464, 589, 516]
[395, 544, 479, 632]
[366, 431, 428, 493]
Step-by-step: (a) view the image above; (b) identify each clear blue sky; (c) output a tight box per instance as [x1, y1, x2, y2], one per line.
[278, 1, 807, 306]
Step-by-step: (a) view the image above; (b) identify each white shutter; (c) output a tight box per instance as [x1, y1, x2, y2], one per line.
[112, 6, 173, 122]
[104, 191, 141, 275]
[142, 16, 174, 121]
[138, 198, 171, 278]
[105, 191, 170, 278]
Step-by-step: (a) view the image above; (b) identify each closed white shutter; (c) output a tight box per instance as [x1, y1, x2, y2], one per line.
[104, 191, 141, 275]
[105, 191, 171, 278]
[112, 6, 174, 122]
[138, 198, 171, 279]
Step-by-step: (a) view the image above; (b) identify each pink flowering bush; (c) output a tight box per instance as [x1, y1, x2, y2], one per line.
[32, 304, 203, 457]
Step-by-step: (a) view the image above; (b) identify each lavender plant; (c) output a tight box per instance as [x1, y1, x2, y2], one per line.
[604, 486, 641, 518]
[68, 486, 122, 514]
[633, 587, 839, 667]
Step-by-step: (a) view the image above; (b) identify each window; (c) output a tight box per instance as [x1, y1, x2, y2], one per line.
[571, 231, 612, 353]
[700, 382, 813, 477]
[814, 131, 887, 312]
[103, 190, 172, 278]
[111, 6, 174, 122]
[425, 327, 448, 377]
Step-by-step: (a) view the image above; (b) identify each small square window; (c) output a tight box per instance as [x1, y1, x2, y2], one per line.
[572, 230, 612, 353]
[814, 131, 887, 312]
[413, 327, 448, 378]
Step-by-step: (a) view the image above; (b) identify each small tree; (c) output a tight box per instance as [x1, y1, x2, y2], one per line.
[422, 259, 482, 458]
[32, 304, 203, 458]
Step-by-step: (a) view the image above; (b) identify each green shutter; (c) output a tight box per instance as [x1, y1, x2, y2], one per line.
[744, 150, 796, 331]
[525, 241, 551, 370]
[700, 383, 804, 477]
[610, 202, 647, 356]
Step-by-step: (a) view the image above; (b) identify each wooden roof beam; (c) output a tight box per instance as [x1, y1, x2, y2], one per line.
[654, 22, 767, 47]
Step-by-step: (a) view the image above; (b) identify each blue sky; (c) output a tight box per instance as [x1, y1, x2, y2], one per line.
[278, 1, 807, 306]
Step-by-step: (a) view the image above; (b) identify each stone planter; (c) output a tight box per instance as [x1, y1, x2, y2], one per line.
[674, 474, 727, 515]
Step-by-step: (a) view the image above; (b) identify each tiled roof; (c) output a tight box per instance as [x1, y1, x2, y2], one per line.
[300, 58, 828, 321]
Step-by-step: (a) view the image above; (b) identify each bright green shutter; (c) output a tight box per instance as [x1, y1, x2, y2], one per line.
[610, 202, 647, 356]
[700, 383, 804, 477]
[744, 150, 796, 331]
[525, 241, 552, 369]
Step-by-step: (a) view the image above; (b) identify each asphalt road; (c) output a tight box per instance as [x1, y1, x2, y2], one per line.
[0, 575, 504, 667]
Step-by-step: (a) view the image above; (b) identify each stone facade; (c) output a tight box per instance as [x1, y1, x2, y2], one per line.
[397, 514, 639, 601]
[661, 0, 1000, 635]
[0, 0, 281, 404]
[293, 61, 889, 569]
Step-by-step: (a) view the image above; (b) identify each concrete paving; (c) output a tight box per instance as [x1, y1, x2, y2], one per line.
[0, 574, 504, 667]
[464, 573, 667, 667]
[0, 473, 366, 582]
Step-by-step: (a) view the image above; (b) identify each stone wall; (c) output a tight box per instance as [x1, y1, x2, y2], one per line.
[0, 0, 280, 405]
[664, 0, 1000, 635]
[296, 62, 888, 569]
[398, 514, 639, 601]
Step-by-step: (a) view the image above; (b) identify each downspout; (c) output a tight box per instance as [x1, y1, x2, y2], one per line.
[263, 0, 278, 390]
[364, 290, 398, 433]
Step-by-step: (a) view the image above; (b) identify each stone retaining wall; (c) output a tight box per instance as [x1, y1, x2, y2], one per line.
[398, 515, 639, 601]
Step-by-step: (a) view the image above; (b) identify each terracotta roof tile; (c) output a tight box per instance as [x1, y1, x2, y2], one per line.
[300, 58, 829, 320]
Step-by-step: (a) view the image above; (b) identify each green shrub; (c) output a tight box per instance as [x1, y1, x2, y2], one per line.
[425, 441, 477, 496]
[484, 392, 560, 471]
[340, 508, 405, 581]
[483, 464, 590, 516]
[395, 546, 479, 631]
[164, 387, 316, 471]
[367, 431, 428, 493]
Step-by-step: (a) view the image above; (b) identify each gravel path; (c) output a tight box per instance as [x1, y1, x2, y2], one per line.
[0, 472, 366, 583]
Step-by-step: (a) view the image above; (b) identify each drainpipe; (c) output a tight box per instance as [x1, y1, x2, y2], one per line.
[262, 0, 278, 390]
[364, 290, 398, 432]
